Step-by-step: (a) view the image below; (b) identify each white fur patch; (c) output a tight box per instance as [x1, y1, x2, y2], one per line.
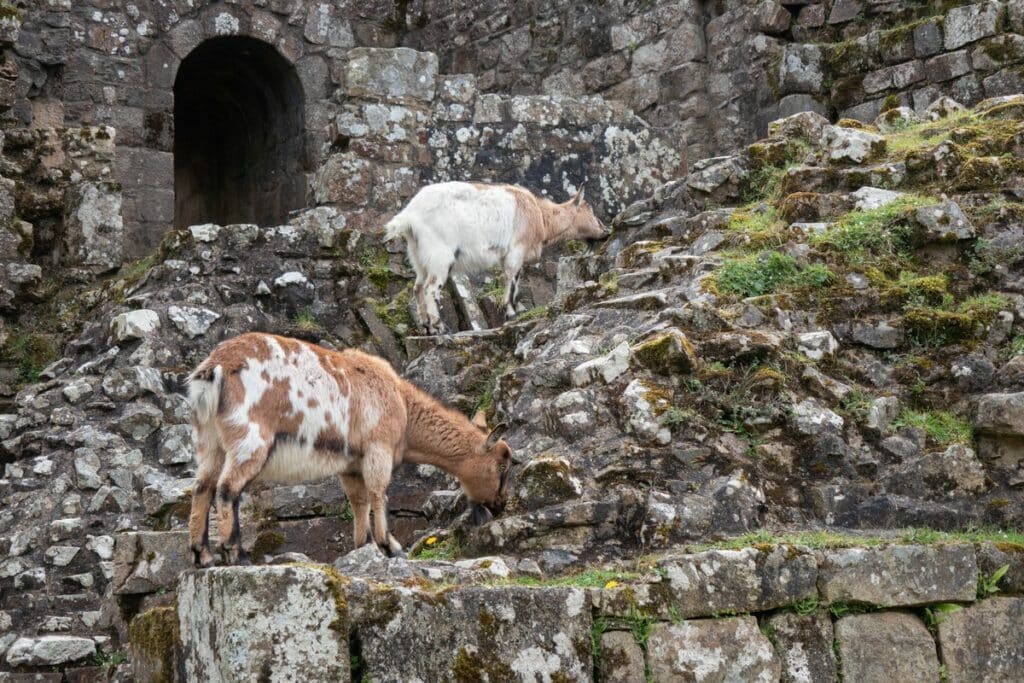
[394, 182, 520, 275]
[226, 337, 356, 481]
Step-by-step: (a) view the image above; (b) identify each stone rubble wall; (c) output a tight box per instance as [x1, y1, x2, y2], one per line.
[5, 0, 679, 272]
[153, 541, 1024, 682]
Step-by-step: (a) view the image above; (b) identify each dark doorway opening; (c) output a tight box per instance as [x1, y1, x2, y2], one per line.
[174, 37, 306, 228]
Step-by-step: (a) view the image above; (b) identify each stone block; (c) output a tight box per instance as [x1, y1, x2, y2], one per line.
[779, 44, 825, 94]
[836, 612, 939, 682]
[914, 18, 944, 57]
[63, 182, 123, 272]
[945, 2, 1002, 51]
[345, 47, 438, 103]
[818, 543, 977, 606]
[112, 531, 191, 595]
[976, 393, 1024, 437]
[938, 597, 1024, 681]
[768, 610, 837, 683]
[599, 631, 644, 683]
[601, 545, 817, 619]
[178, 566, 349, 682]
[350, 583, 590, 681]
[924, 50, 972, 83]
[647, 617, 780, 682]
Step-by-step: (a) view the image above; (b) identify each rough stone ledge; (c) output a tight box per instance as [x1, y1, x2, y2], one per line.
[817, 542, 978, 606]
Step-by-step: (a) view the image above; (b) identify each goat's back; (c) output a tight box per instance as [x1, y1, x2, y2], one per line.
[189, 333, 407, 483]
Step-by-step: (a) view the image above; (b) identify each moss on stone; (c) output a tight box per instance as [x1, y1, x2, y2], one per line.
[452, 645, 515, 682]
[631, 331, 695, 375]
[129, 606, 178, 683]
[286, 562, 351, 632]
[251, 531, 285, 558]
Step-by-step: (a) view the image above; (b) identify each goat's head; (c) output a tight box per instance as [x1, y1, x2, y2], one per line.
[565, 188, 609, 243]
[463, 410, 513, 525]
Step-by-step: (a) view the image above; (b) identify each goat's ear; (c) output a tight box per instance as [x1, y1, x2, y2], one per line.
[572, 187, 585, 206]
[470, 503, 493, 526]
[484, 422, 508, 450]
[471, 409, 488, 429]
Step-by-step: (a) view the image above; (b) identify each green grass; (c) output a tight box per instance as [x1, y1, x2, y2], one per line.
[2, 331, 61, 384]
[293, 309, 325, 332]
[811, 195, 937, 263]
[890, 409, 972, 446]
[902, 292, 1010, 347]
[726, 207, 787, 248]
[714, 251, 834, 298]
[412, 536, 464, 561]
[359, 245, 393, 290]
[790, 597, 821, 616]
[683, 527, 1024, 553]
[500, 568, 640, 589]
[1010, 335, 1024, 357]
[515, 305, 550, 322]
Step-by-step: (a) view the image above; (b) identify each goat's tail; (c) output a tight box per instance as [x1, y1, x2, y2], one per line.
[187, 363, 222, 426]
[383, 213, 410, 242]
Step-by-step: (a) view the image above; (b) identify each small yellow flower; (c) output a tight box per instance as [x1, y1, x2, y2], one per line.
[425, 536, 438, 546]
[604, 580, 619, 590]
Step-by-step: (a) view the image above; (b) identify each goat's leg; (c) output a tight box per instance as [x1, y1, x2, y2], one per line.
[423, 273, 448, 335]
[215, 444, 270, 566]
[412, 274, 429, 332]
[361, 444, 403, 556]
[188, 432, 224, 568]
[502, 253, 525, 321]
[340, 473, 372, 548]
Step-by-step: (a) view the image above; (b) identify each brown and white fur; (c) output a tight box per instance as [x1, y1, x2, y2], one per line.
[186, 332, 512, 566]
[384, 181, 608, 334]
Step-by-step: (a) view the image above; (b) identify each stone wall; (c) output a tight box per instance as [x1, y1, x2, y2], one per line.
[4, 0, 678, 271]
[148, 540, 1024, 682]
[777, 0, 1024, 123]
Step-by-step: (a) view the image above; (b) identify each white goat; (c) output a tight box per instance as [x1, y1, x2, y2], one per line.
[384, 181, 608, 333]
[186, 332, 512, 566]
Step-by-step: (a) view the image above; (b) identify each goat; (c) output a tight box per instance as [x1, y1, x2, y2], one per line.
[186, 332, 512, 566]
[384, 181, 608, 334]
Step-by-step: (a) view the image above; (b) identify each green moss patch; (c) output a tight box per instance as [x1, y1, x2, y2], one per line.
[714, 250, 834, 299]
[891, 409, 973, 447]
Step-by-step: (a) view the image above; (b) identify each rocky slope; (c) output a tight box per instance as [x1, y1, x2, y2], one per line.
[2, 94, 1024, 678]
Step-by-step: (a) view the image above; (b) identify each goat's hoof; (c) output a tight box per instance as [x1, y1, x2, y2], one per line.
[193, 546, 215, 568]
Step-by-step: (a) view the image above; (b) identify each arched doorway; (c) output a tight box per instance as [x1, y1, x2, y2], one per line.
[173, 37, 307, 228]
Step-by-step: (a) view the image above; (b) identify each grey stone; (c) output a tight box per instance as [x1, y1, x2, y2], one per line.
[512, 455, 583, 510]
[847, 319, 904, 349]
[647, 617, 780, 682]
[5, 636, 95, 666]
[791, 398, 844, 436]
[112, 531, 191, 595]
[818, 543, 977, 606]
[44, 545, 79, 567]
[915, 199, 975, 241]
[754, 1, 791, 33]
[913, 18, 944, 58]
[828, 0, 862, 24]
[976, 393, 1024, 437]
[796, 330, 838, 360]
[874, 106, 920, 133]
[824, 124, 885, 164]
[571, 341, 631, 386]
[115, 402, 163, 440]
[621, 379, 672, 445]
[61, 378, 94, 404]
[167, 305, 220, 338]
[64, 181, 123, 272]
[924, 50, 972, 83]
[345, 47, 438, 103]
[110, 309, 160, 341]
[158, 424, 194, 465]
[599, 631, 644, 682]
[836, 612, 938, 682]
[178, 566, 350, 682]
[945, 2, 1002, 50]
[778, 44, 825, 94]
[606, 545, 817, 620]
[73, 450, 102, 489]
[925, 96, 966, 121]
[768, 610, 837, 683]
[938, 597, 1024, 681]
[350, 583, 591, 681]
[141, 477, 193, 516]
[866, 396, 899, 432]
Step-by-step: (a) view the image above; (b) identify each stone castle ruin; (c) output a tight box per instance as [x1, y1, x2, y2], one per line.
[3, 0, 1024, 680]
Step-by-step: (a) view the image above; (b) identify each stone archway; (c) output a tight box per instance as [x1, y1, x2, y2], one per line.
[173, 36, 307, 228]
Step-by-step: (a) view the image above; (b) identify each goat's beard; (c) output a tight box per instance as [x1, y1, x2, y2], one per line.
[469, 502, 495, 526]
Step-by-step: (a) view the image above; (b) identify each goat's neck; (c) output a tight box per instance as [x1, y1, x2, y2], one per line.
[539, 200, 575, 246]
[401, 384, 483, 476]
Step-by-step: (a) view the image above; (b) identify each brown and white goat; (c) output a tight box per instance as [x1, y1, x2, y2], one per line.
[186, 332, 512, 566]
[384, 181, 609, 334]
